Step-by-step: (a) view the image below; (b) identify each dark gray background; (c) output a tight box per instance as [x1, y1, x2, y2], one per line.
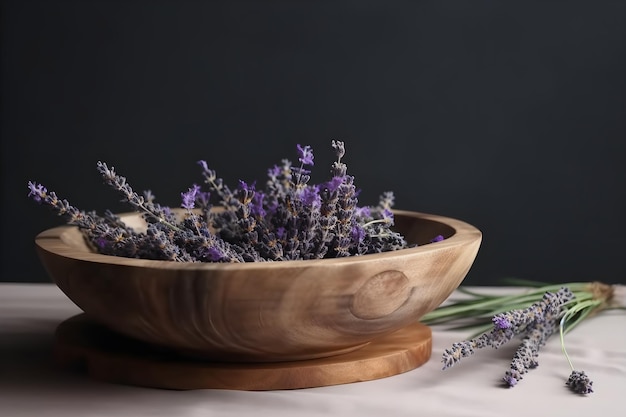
[2, 1, 624, 285]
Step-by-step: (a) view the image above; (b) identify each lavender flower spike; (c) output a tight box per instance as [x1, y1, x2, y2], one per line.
[181, 184, 201, 210]
[296, 144, 314, 166]
[27, 181, 47, 202]
[566, 370, 594, 394]
[493, 316, 512, 330]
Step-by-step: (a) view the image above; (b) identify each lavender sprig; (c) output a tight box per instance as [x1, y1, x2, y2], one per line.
[559, 297, 602, 394]
[439, 288, 573, 371]
[96, 162, 181, 231]
[422, 281, 623, 395]
[27, 181, 194, 260]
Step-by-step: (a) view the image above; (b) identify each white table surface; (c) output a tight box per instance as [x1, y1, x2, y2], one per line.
[1, 283, 624, 417]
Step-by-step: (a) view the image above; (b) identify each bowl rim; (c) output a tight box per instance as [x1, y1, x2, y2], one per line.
[35, 209, 482, 270]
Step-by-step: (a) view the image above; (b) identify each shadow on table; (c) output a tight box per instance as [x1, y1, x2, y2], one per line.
[0, 319, 66, 384]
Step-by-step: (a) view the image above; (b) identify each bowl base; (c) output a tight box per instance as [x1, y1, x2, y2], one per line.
[54, 314, 432, 390]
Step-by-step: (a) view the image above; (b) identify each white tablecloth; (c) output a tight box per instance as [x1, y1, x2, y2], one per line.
[1, 284, 624, 417]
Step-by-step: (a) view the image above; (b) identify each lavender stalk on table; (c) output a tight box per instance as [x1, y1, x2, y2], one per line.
[422, 281, 625, 395]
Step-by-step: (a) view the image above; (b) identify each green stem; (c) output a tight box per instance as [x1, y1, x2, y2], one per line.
[559, 315, 575, 371]
[559, 298, 604, 371]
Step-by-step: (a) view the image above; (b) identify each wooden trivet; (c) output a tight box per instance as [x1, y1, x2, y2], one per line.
[54, 314, 431, 390]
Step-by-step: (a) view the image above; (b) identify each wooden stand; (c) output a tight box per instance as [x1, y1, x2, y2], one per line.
[54, 314, 432, 391]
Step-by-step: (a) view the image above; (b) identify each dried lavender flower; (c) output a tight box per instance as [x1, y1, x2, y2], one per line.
[181, 184, 201, 210]
[96, 161, 180, 231]
[296, 144, 315, 166]
[566, 370, 593, 394]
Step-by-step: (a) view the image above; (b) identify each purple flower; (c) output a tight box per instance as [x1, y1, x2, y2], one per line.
[503, 375, 518, 387]
[351, 224, 366, 244]
[238, 180, 256, 193]
[324, 176, 344, 193]
[430, 235, 445, 243]
[299, 186, 320, 207]
[27, 181, 47, 202]
[206, 247, 224, 262]
[493, 315, 512, 329]
[250, 192, 266, 217]
[181, 184, 201, 210]
[297, 144, 314, 166]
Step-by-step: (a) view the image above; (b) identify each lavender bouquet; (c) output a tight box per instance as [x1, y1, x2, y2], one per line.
[28, 141, 415, 263]
[422, 280, 625, 395]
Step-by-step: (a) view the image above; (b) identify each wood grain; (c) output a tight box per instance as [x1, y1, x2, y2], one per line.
[37, 210, 480, 362]
[55, 314, 432, 390]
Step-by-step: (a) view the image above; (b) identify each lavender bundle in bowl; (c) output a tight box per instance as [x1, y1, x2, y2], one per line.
[29, 141, 413, 263]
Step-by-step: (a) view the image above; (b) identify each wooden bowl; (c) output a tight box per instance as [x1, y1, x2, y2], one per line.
[35, 210, 481, 362]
